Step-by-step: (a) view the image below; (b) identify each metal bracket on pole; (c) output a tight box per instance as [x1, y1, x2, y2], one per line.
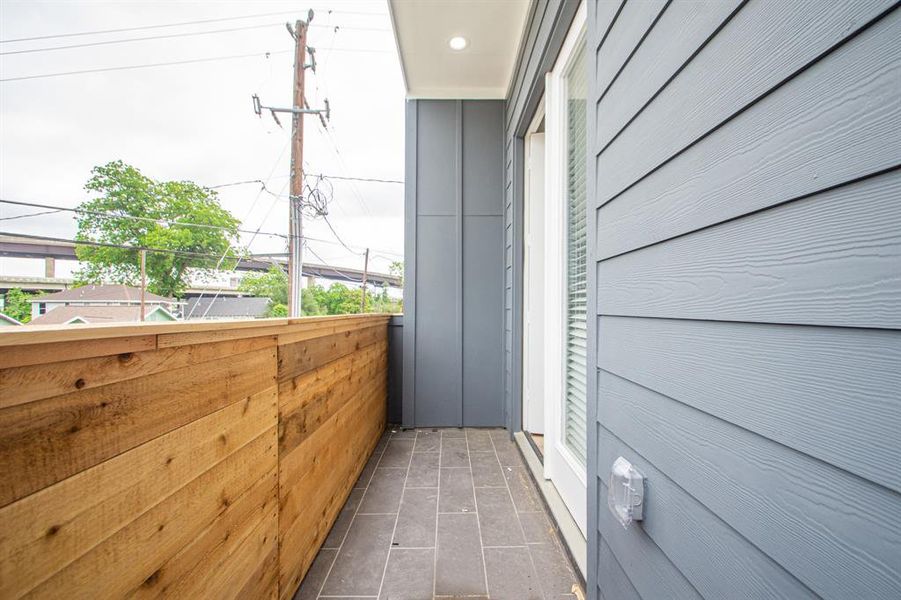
[251, 94, 330, 129]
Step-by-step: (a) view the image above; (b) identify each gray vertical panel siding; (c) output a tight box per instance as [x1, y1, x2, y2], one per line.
[414, 215, 459, 426]
[404, 99, 505, 427]
[587, 2, 901, 600]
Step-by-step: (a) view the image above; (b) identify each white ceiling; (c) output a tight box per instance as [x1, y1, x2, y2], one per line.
[388, 0, 531, 99]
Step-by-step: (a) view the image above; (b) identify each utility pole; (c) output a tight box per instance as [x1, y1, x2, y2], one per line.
[139, 249, 146, 322]
[287, 17, 308, 319]
[251, 10, 329, 318]
[360, 247, 370, 313]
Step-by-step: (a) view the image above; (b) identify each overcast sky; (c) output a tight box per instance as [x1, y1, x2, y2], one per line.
[0, 0, 405, 281]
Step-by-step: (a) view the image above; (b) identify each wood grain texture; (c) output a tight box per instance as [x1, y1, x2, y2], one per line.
[0, 335, 276, 408]
[595, 0, 741, 151]
[0, 316, 389, 600]
[277, 323, 386, 382]
[593, 0, 667, 101]
[0, 334, 156, 370]
[598, 371, 901, 598]
[595, 0, 893, 205]
[597, 171, 901, 328]
[598, 316, 901, 492]
[0, 346, 276, 507]
[598, 439, 815, 599]
[597, 12, 901, 259]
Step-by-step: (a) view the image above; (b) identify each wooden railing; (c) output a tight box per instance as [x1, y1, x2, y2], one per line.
[0, 314, 390, 599]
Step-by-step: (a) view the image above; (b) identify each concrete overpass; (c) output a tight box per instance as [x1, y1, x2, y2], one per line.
[0, 235, 402, 288]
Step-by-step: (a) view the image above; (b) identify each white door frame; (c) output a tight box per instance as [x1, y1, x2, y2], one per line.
[542, 0, 587, 536]
[523, 98, 546, 435]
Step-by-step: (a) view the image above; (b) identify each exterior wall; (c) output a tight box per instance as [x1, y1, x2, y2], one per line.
[586, 2, 901, 599]
[387, 314, 403, 424]
[503, 0, 579, 435]
[404, 100, 505, 427]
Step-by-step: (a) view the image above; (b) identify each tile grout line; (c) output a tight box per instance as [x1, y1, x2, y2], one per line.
[376, 429, 416, 599]
[432, 431, 445, 599]
[316, 430, 390, 600]
[467, 430, 491, 597]
[491, 431, 545, 597]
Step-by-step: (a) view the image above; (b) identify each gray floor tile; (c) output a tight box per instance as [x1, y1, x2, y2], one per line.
[356, 448, 385, 489]
[438, 468, 475, 513]
[324, 487, 365, 548]
[475, 487, 525, 547]
[406, 452, 439, 488]
[470, 451, 505, 487]
[394, 487, 438, 547]
[492, 437, 523, 466]
[414, 430, 440, 452]
[380, 439, 415, 468]
[440, 437, 469, 468]
[389, 428, 417, 439]
[379, 548, 435, 600]
[321, 514, 396, 596]
[504, 465, 542, 512]
[466, 429, 494, 452]
[292, 547, 336, 600]
[359, 468, 406, 514]
[519, 510, 557, 545]
[441, 428, 466, 438]
[488, 428, 510, 440]
[435, 513, 486, 596]
[484, 546, 543, 600]
[529, 541, 579, 597]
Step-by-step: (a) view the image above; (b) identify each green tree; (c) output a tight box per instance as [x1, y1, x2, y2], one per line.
[2, 288, 34, 323]
[73, 161, 241, 298]
[238, 265, 324, 317]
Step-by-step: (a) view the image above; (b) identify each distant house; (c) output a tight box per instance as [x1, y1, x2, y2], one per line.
[28, 304, 178, 325]
[184, 297, 270, 320]
[28, 284, 183, 320]
[0, 313, 22, 326]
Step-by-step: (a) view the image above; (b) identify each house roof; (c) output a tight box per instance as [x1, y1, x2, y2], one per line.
[0, 313, 22, 326]
[388, 0, 530, 99]
[28, 304, 175, 325]
[185, 297, 270, 319]
[31, 284, 174, 304]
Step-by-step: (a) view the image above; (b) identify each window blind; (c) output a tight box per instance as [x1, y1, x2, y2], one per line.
[564, 42, 588, 465]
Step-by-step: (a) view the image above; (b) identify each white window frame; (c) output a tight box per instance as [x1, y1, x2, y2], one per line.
[542, 0, 588, 536]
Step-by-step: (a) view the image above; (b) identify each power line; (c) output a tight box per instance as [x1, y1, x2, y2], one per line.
[321, 214, 364, 256]
[0, 21, 391, 56]
[0, 49, 289, 83]
[304, 243, 357, 282]
[0, 9, 388, 44]
[0, 46, 393, 83]
[308, 173, 404, 185]
[0, 208, 63, 221]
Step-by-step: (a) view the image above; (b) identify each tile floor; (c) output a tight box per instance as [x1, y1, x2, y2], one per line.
[294, 427, 582, 600]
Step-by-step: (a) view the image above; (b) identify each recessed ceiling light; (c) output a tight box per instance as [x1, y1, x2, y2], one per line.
[448, 36, 468, 51]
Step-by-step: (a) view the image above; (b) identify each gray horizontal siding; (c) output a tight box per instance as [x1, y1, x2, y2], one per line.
[589, 1, 901, 599]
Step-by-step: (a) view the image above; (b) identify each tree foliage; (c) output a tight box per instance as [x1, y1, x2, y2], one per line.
[73, 161, 241, 298]
[2, 288, 34, 323]
[237, 265, 402, 316]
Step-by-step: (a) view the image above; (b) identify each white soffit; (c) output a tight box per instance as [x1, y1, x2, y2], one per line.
[388, 0, 531, 99]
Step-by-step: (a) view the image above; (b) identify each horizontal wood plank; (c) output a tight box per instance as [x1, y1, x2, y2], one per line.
[596, 171, 901, 328]
[0, 335, 156, 370]
[24, 428, 277, 599]
[596, 9, 901, 258]
[598, 371, 901, 598]
[0, 385, 276, 598]
[277, 323, 386, 382]
[0, 335, 276, 408]
[595, 0, 893, 205]
[0, 346, 276, 507]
